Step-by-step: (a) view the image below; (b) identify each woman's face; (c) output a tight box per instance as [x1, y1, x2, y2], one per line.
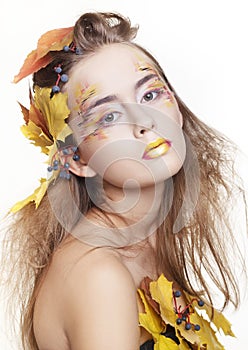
[66, 43, 185, 188]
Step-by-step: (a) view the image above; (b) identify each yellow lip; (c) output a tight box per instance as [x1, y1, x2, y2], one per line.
[143, 138, 171, 160]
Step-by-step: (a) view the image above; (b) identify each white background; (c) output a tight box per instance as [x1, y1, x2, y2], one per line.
[0, 0, 247, 348]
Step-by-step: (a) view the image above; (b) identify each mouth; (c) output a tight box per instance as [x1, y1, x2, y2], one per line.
[142, 137, 172, 160]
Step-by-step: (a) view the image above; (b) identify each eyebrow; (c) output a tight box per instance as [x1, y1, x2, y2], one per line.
[82, 73, 159, 115]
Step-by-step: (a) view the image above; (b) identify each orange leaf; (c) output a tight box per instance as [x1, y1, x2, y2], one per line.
[13, 26, 74, 83]
[36, 27, 74, 58]
[13, 53, 52, 83]
[18, 102, 29, 124]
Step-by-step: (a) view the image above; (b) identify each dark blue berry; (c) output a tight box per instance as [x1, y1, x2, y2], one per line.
[61, 74, 68, 83]
[62, 149, 69, 155]
[64, 162, 70, 169]
[182, 315, 187, 321]
[185, 323, 192, 330]
[194, 324, 201, 331]
[72, 146, 77, 152]
[53, 160, 59, 166]
[47, 166, 53, 172]
[198, 300, 204, 307]
[59, 171, 67, 178]
[63, 45, 70, 52]
[65, 173, 71, 180]
[176, 318, 182, 325]
[73, 154, 80, 161]
[55, 67, 62, 74]
[53, 165, 59, 171]
[174, 290, 181, 298]
[52, 85, 60, 93]
[75, 47, 83, 55]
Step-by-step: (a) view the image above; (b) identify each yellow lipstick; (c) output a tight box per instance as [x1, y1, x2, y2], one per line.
[142, 137, 171, 160]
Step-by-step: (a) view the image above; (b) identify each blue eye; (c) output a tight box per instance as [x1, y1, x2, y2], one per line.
[102, 112, 121, 124]
[142, 90, 159, 102]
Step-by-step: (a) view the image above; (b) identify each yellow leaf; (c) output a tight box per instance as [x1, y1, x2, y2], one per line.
[138, 289, 164, 341]
[155, 334, 179, 350]
[21, 121, 53, 155]
[202, 304, 235, 337]
[10, 178, 48, 213]
[33, 87, 70, 140]
[150, 274, 177, 326]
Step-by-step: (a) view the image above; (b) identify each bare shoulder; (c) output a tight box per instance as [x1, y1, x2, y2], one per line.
[57, 239, 140, 350]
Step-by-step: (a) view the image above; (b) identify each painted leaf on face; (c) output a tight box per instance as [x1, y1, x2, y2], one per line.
[13, 26, 74, 83]
[10, 178, 48, 213]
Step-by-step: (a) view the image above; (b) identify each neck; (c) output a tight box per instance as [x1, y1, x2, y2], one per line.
[72, 180, 167, 248]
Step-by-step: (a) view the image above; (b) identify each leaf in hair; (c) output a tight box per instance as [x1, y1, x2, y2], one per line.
[13, 27, 74, 83]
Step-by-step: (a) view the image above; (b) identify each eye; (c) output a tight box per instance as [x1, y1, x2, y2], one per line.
[102, 111, 121, 124]
[142, 91, 159, 103]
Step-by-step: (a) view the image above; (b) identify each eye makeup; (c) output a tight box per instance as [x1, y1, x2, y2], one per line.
[140, 77, 174, 106]
[70, 105, 124, 142]
[72, 83, 98, 114]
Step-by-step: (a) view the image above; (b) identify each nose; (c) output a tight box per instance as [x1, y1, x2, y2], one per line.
[126, 103, 155, 138]
[133, 119, 155, 138]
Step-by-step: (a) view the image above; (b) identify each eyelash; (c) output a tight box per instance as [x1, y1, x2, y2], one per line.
[141, 87, 166, 103]
[98, 111, 122, 126]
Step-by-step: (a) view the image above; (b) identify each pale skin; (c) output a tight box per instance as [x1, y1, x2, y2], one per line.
[33, 44, 187, 349]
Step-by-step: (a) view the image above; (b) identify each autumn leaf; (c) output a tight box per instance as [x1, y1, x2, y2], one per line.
[33, 87, 70, 140]
[10, 178, 48, 213]
[201, 303, 235, 337]
[13, 26, 74, 83]
[137, 289, 164, 341]
[154, 334, 179, 350]
[21, 121, 53, 155]
[149, 274, 177, 326]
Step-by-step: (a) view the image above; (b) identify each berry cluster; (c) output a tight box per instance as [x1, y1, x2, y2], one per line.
[47, 146, 80, 180]
[173, 290, 204, 331]
[51, 65, 69, 96]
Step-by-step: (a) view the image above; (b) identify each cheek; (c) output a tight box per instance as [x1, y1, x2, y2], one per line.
[156, 98, 183, 127]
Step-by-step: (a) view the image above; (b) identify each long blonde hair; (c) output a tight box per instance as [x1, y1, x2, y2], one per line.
[1, 12, 247, 350]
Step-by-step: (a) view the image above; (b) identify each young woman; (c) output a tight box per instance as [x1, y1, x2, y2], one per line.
[2, 11, 246, 350]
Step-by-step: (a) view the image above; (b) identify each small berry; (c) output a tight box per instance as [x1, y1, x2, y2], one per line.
[47, 166, 53, 172]
[53, 160, 59, 166]
[63, 45, 70, 52]
[66, 173, 71, 180]
[55, 67, 62, 74]
[75, 47, 82, 55]
[176, 318, 182, 325]
[194, 324, 201, 331]
[59, 171, 66, 178]
[73, 154, 80, 161]
[174, 290, 181, 298]
[198, 300, 205, 307]
[64, 162, 70, 169]
[182, 315, 187, 321]
[185, 323, 192, 330]
[61, 74, 68, 83]
[52, 85, 60, 93]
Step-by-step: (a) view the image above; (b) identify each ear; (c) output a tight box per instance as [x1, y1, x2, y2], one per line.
[69, 157, 97, 178]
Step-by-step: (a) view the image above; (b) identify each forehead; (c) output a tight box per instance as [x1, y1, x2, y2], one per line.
[67, 43, 156, 89]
